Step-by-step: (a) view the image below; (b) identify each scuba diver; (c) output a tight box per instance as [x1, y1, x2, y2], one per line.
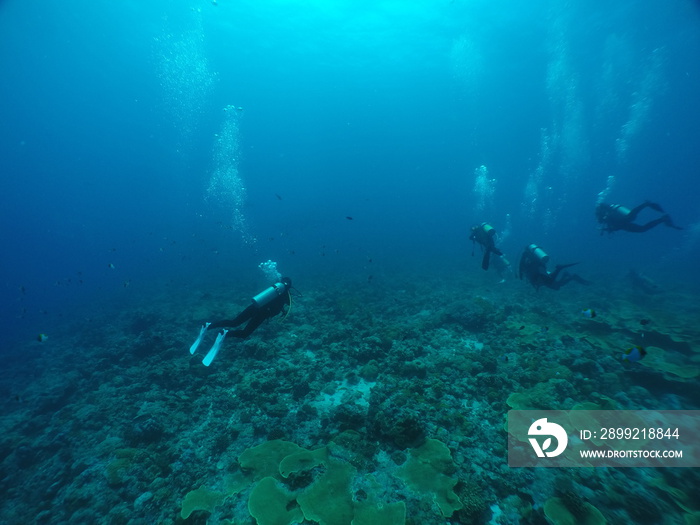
[595, 201, 682, 234]
[469, 222, 504, 271]
[188, 277, 294, 366]
[518, 244, 590, 291]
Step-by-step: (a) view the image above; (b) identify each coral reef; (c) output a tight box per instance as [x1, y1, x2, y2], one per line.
[1, 271, 698, 523]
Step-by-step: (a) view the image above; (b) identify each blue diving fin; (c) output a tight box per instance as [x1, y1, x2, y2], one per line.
[189, 322, 211, 355]
[202, 329, 228, 366]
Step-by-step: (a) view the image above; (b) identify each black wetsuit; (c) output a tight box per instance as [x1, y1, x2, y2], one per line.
[209, 289, 290, 339]
[596, 201, 681, 234]
[519, 251, 589, 291]
[470, 225, 503, 271]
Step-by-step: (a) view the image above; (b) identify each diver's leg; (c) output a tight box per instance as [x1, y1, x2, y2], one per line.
[645, 201, 664, 213]
[628, 201, 663, 221]
[557, 273, 591, 289]
[627, 202, 650, 221]
[569, 274, 592, 285]
[209, 305, 256, 330]
[549, 263, 578, 281]
[554, 275, 574, 290]
[229, 313, 266, 339]
[626, 217, 667, 233]
[481, 249, 491, 271]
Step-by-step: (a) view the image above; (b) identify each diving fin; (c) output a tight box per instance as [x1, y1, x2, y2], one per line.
[189, 322, 211, 355]
[202, 329, 228, 366]
[663, 215, 683, 230]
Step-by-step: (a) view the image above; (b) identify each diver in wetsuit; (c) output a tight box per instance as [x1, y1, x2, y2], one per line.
[595, 201, 682, 234]
[189, 277, 293, 365]
[210, 277, 293, 338]
[519, 244, 590, 291]
[469, 222, 504, 271]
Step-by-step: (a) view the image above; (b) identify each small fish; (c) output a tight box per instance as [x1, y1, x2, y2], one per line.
[518, 325, 525, 330]
[37, 333, 48, 343]
[622, 345, 647, 362]
[108, 263, 116, 269]
[581, 308, 596, 319]
[346, 216, 353, 220]
[640, 319, 651, 326]
[275, 193, 282, 200]
[539, 326, 549, 334]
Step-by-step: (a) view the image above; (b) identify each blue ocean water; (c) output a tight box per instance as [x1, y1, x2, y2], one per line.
[2, 0, 699, 345]
[1, 1, 700, 523]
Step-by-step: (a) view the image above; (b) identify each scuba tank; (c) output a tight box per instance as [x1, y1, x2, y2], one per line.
[471, 222, 495, 243]
[252, 281, 287, 307]
[480, 222, 495, 237]
[611, 204, 631, 218]
[526, 244, 549, 264]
